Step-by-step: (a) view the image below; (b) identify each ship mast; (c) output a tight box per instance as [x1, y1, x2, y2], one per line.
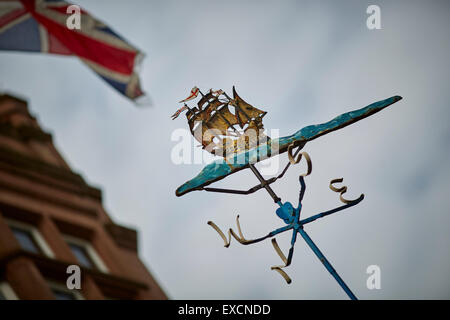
[183, 87, 267, 156]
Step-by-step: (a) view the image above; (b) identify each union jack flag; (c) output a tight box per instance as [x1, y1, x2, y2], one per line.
[0, 0, 145, 101]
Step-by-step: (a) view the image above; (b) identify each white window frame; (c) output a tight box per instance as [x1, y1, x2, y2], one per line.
[5, 218, 55, 258]
[0, 282, 18, 300]
[48, 281, 84, 300]
[63, 235, 109, 273]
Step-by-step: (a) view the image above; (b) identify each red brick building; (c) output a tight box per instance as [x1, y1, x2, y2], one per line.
[0, 94, 167, 300]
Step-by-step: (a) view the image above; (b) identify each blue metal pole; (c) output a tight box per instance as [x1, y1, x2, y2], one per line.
[297, 227, 358, 300]
[299, 199, 362, 226]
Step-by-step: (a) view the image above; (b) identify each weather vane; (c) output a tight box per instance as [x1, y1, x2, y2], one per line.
[172, 86, 402, 300]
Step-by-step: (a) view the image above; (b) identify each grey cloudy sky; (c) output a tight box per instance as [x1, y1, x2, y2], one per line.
[1, 0, 449, 299]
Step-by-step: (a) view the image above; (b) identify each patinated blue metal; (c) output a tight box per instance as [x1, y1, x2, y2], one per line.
[176, 95, 402, 196]
[204, 172, 364, 298]
[176, 93, 403, 299]
[276, 175, 362, 300]
[297, 227, 357, 300]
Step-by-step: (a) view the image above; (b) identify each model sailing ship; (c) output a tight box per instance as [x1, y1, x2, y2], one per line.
[171, 86, 268, 157]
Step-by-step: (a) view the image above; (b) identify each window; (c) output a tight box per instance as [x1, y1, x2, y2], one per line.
[5, 219, 54, 258]
[63, 235, 108, 273]
[0, 282, 18, 300]
[51, 288, 77, 300]
[67, 242, 95, 269]
[10, 226, 40, 254]
[48, 282, 83, 300]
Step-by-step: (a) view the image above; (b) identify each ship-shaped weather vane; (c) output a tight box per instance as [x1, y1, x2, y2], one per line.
[172, 86, 402, 300]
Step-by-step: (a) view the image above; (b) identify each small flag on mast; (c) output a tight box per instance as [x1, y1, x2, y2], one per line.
[171, 105, 188, 120]
[0, 0, 145, 102]
[179, 86, 199, 103]
[210, 89, 224, 97]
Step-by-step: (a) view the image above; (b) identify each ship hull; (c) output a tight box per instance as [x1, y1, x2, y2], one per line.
[176, 95, 402, 197]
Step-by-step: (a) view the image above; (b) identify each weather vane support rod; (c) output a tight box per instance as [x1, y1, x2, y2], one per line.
[248, 164, 281, 203]
[252, 161, 360, 300]
[205, 150, 361, 300]
[297, 227, 358, 300]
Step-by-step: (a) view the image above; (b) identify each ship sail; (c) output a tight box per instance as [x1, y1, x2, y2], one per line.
[197, 92, 214, 110]
[231, 86, 267, 128]
[173, 87, 269, 157]
[190, 103, 240, 150]
[208, 104, 240, 134]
